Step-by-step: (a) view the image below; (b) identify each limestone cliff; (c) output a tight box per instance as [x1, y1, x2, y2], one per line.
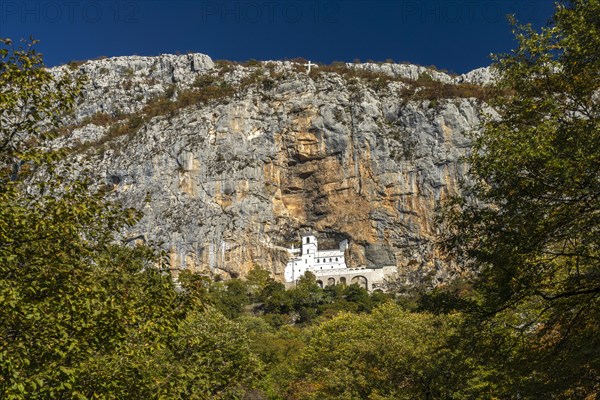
[54, 54, 489, 283]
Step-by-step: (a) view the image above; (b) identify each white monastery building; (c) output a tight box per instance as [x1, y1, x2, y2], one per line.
[284, 234, 348, 282]
[284, 234, 398, 291]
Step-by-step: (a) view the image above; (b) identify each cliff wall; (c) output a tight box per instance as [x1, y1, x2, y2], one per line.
[54, 54, 489, 283]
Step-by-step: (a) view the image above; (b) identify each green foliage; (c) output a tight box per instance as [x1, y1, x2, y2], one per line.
[145, 308, 264, 399]
[0, 38, 81, 176]
[178, 269, 212, 307]
[0, 142, 185, 398]
[0, 38, 264, 399]
[239, 317, 306, 397]
[440, 1, 600, 397]
[245, 265, 273, 302]
[286, 272, 323, 323]
[288, 303, 474, 399]
[189, 267, 394, 328]
[209, 279, 250, 319]
[0, 39, 183, 397]
[258, 280, 293, 317]
[262, 78, 275, 91]
[417, 72, 434, 83]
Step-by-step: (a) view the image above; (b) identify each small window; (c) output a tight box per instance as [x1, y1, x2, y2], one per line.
[305, 259, 307, 264]
[306, 237, 310, 244]
[336, 258, 338, 261]
[329, 258, 332, 262]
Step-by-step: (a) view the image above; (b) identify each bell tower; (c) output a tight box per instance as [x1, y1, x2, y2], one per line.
[301, 234, 318, 257]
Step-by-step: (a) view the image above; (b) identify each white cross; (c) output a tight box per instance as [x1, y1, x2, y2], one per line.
[303, 61, 318, 74]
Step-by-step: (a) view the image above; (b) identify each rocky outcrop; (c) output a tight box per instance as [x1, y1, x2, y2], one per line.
[57, 53, 214, 121]
[56, 55, 486, 283]
[455, 66, 496, 86]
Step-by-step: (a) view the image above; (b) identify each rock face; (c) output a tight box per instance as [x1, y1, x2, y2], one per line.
[56, 54, 487, 283]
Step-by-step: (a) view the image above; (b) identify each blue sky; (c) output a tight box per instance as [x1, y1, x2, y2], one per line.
[0, 0, 556, 73]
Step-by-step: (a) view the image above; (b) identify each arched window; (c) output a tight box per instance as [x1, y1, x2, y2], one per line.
[336, 258, 338, 261]
[317, 259, 319, 263]
[306, 237, 310, 244]
[329, 258, 332, 262]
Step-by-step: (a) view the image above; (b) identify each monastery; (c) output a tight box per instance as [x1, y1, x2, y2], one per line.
[284, 234, 397, 291]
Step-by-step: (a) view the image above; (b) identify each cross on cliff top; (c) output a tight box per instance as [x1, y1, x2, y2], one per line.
[303, 61, 318, 74]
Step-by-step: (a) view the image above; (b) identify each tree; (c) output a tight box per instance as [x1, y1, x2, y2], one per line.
[288, 272, 323, 323]
[0, 38, 183, 399]
[209, 278, 250, 319]
[0, 181, 184, 398]
[258, 280, 293, 317]
[441, 1, 600, 396]
[0, 37, 80, 179]
[245, 265, 273, 301]
[287, 303, 474, 399]
[143, 308, 264, 399]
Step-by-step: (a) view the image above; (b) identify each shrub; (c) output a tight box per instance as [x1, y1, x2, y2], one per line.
[242, 59, 261, 67]
[87, 112, 115, 126]
[67, 60, 86, 70]
[193, 74, 218, 89]
[215, 60, 237, 75]
[163, 83, 177, 98]
[262, 78, 275, 91]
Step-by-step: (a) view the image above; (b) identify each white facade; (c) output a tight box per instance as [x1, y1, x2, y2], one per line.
[284, 234, 349, 282]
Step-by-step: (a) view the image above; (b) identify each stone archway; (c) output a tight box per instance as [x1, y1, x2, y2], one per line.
[316, 280, 323, 288]
[327, 277, 336, 286]
[351, 275, 368, 290]
[339, 277, 347, 285]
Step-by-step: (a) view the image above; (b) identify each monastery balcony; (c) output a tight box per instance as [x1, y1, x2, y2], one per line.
[313, 266, 371, 276]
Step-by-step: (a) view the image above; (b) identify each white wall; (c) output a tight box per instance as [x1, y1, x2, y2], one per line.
[284, 235, 348, 282]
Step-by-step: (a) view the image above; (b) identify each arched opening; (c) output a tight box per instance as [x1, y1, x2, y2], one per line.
[351, 275, 368, 290]
[316, 280, 323, 288]
[339, 277, 347, 285]
[327, 277, 336, 286]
